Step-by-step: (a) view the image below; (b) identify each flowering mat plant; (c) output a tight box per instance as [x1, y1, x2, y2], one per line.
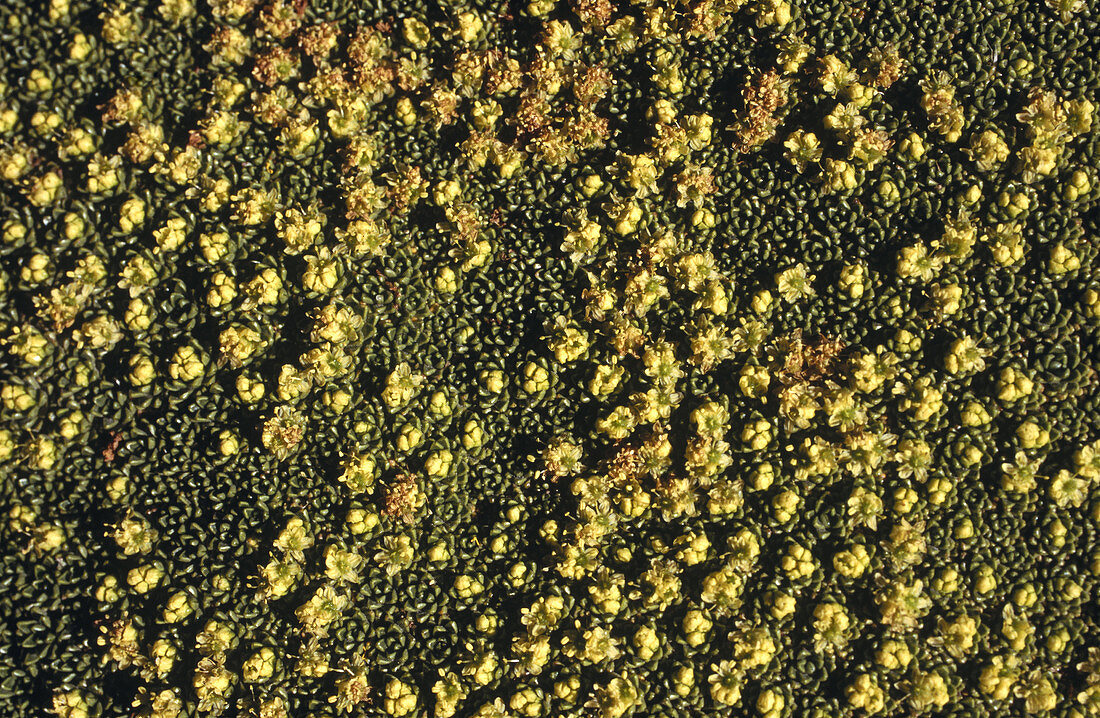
[2, 1, 1100, 717]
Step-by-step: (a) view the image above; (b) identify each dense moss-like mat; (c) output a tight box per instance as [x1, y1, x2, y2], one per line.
[2, 1, 1100, 717]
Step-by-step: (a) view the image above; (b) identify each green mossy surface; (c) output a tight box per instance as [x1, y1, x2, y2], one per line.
[2, 1, 1100, 717]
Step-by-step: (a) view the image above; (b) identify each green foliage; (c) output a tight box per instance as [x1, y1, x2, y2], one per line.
[1, 1, 1100, 717]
